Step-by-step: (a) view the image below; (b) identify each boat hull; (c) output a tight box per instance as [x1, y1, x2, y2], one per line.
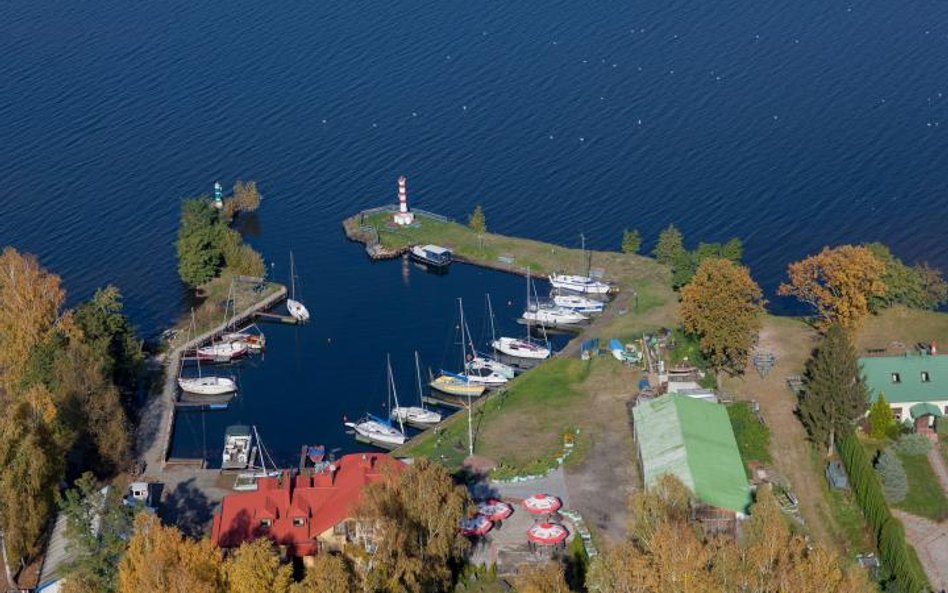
[492, 337, 551, 360]
[287, 299, 310, 322]
[548, 274, 611, 294]
[345, 421, 406, 448]
[177, 376, 237, 395]
[430, 376, 486, 397]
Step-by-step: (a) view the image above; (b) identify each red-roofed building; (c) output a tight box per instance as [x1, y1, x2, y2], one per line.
[210, 453, 404, 557]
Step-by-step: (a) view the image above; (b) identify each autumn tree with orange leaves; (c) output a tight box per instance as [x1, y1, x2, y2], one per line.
[778, 245, 887, 331]
[587, 477, 873, 593]
[680, 258, 765, 382]
[118, 514, 223, 593]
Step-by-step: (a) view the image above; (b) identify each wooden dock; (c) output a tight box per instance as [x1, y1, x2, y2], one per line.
[136, 285, 288, 475]
[254, 311, 301, 324]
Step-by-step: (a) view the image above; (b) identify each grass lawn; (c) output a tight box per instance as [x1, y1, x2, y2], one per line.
[862, 439, 948, 522]
[896, 451, 948, 522]
[824, 486, 874, 556]
[855, 305, 948, 353]
[727, 401, 773, 473]
[397, 357, 631, 477]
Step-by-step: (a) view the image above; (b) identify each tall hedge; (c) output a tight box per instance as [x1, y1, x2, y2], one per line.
[837, 433, 929, 593]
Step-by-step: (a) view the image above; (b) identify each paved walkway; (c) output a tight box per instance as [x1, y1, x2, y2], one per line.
[927, 447, 948, 492]
[894, 510, 948, 592]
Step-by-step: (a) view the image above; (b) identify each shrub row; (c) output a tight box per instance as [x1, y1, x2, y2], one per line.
[837, 433, 929, 593]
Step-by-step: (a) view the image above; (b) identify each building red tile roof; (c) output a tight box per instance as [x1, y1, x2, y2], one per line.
[210, 453, 404, 556]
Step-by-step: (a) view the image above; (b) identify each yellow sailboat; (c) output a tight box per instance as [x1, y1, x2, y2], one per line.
[430, 371, 486, 397]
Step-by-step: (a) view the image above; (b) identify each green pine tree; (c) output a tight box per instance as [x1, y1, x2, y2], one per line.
[653, 224, 684, 265]
[621, 229, 642, 254]
[875, 448, 908, 503]
[867, 393, 895, 440]
[799, 324, 869, 454]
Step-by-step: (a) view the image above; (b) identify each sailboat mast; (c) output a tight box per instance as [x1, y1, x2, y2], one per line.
[289, 251, 297, 301]
[414, 351, 425, 410]
[388, 355, 405, 434]
[458, 298, 469, 377]
[486, 293, 497, 343]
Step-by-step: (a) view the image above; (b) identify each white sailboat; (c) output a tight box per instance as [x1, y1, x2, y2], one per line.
[195, 340, 248, 362]
[552, 293, 606, 313]
[493, 270, 552, 360]
[345, 356, 407, 449]
[548, 234, 612, 294]
[522, 304, 588, 326]
[469, 294, 518, 378]
[179, 310, 239, 395]
[234, 426, 281, 489]
[431, 300, 488, 397]
[391, 352, 443, 427]
[287, 251, 310, 323]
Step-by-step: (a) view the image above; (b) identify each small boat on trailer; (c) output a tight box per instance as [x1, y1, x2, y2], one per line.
[410, 244, 452, 269]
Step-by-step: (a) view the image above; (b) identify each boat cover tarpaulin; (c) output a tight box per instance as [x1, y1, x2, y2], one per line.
[580, 338, 599, 353]
[633, 394, 751, 514]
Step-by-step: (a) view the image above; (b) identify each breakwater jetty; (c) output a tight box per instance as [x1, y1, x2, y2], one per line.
[137, 284, 288, 475]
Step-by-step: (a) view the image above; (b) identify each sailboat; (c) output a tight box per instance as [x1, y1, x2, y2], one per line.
[468, 294, 517, 379]
[493, 270, 552, 360]
[551, 293, 606, 313]
[430, 299, 488, 397]
[219, 281, 267, 351]
[179, 310, 238, 395]
[391, 352, 443, 428]
[233, 426, 281, 488]
[460, 312, 507, 387]
[287, 251, 310, 323]
[345, 356, 407, 449]
[549, 234, 611, 294]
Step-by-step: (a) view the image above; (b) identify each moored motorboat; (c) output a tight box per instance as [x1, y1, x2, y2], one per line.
[177, 375, 237, 396]
[492, 336, 551, 360]
[222, 425, 253, 470]
[464, 365, 508, 387]
[522, 304, 588, 326]
[391, 406, 442, 426]
[467, 355, 516, 379]
[552, 293, 606, 313]
[410, 244, 452, 268]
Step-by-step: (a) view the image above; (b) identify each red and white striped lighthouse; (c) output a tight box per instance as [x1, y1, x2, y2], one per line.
[393, 175, 415, 225]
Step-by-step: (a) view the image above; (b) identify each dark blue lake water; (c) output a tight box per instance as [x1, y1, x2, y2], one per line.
[2, 0, 947, 463]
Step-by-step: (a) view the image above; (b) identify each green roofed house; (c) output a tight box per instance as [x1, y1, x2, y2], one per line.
[632, 394, 752, 516]
[859, 349, 947, 437]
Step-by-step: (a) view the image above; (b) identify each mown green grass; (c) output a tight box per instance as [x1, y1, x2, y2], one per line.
[396, 358, 592, 475]
[897, 451, 948, 522]
[727, 402, 773, 473]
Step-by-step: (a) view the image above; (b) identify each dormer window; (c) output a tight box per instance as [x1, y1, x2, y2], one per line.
[293, 517, 305, 527]
[921, 371, 930, 383]
[891, 373, 901, 384]
[260, 518, 273, 529]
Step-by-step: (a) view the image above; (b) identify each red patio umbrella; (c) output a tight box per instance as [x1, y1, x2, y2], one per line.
[460, 515, 493, 536]
[477, 499, 514, 522]
[521, 493, 562, 515]
[527, 522, 568, 546]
